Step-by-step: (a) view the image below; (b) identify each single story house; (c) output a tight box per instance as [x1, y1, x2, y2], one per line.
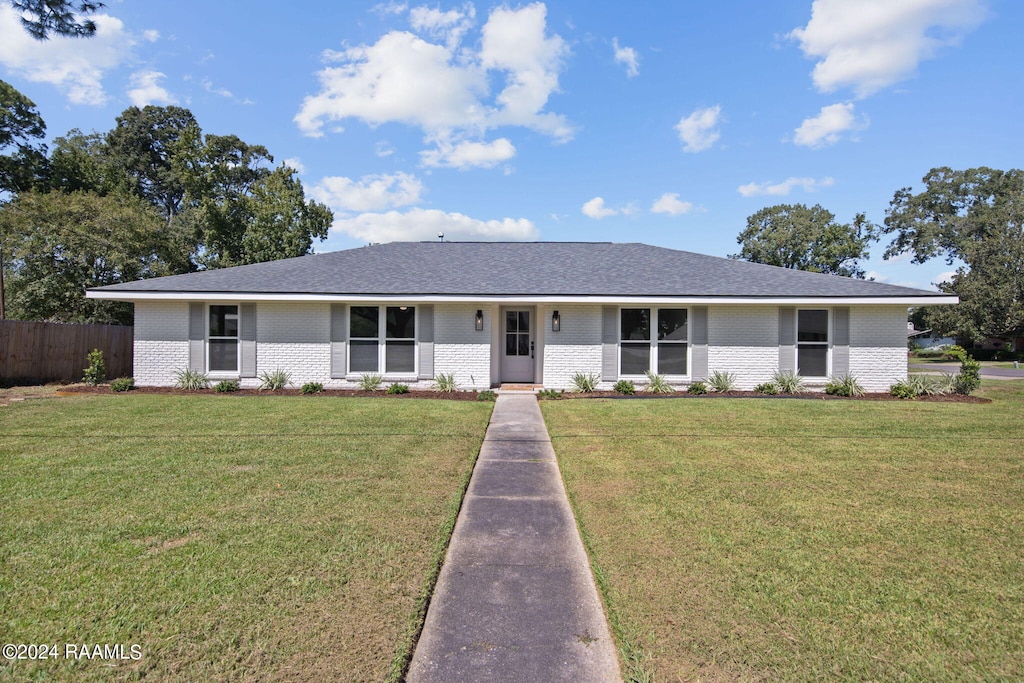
[87, 241, 957, 392]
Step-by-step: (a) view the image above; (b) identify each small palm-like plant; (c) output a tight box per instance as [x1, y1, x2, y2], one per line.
[358, 373, 383, 391]
[772, 370, 806, 394]
[707, 370, 737, 393]
[824, 373, 865, 397]
[434, 373, 460, 393]
[258, 368, 292, 391]
[174, 368, 210, 391]
[643, 371, 675, 394]
[570, 372, 599, 393]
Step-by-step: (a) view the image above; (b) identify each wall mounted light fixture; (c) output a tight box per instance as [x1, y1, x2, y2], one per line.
[552, 310, 560, 332]
[475, 310, 483, 331]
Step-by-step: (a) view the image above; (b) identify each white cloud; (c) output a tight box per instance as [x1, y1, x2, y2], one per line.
[651, 192, 694, 215]
[420, 137, 516, 169]
[282, 158, 305, 174]
[864, 270, 890, 282]
[675, 105, 722, 153]
[410, 3, 475, 49]
[295, 3, 572, 161]
[789, 0, 987, 98]
[936, 270, 957, 285]
[793, 102, 867, 148]
[126, 70, 176, 106]
[143, 29, 160, 42]
[612, 37, 639, 77]
[582, 197, 617, 219]
[201, 78, 254, 105]
[737, 176, 835, 197]
[372, 1, 408, 16]
[332, 207, 538, 243]
[310, 172, 425, 213]
[375, 141, 395, 157]
[0, 6, 138, 105]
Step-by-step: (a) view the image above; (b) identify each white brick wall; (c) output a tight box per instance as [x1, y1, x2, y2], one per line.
[246, 302, 331, 388]
[707, 305, 780, 389]
[131, 300, 910, 392]
[849, 305, 909, 392]
[542, 304, 603, 390]
[134, 301, 190, 386]
[434, 304, 492, 389]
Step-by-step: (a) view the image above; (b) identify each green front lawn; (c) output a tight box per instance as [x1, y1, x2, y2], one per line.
[1, 394, 492, 682]
[543, 382, 1024, 682]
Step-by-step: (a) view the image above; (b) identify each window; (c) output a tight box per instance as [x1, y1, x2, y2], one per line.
[209, 305, 239, 373]
[797, 309, 829, 377]
[349, 305, 416, 374]
[505, 310, 531, 356]
[620, 308, 688, 376]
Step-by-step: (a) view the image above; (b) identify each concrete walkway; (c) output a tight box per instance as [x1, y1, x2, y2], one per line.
[407, 393, 622, 683]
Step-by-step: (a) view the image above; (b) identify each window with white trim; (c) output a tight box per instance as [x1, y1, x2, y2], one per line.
[208, 304, 239, 373]
[620, 308, 688, 376]
[797, 309, 829, 377]
[349, 305, 416, 374]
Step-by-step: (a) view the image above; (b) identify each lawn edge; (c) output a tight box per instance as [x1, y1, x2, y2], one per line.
[386, 402, 494, 682]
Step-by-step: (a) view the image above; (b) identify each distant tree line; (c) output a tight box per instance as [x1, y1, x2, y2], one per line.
[0, 80, 332, 324]
[732, 167, 1023, 350]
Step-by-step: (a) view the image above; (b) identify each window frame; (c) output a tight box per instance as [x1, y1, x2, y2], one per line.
[795, 307, 831, 379]
[618, 306, 691, 378]
[347, 304, 418, 377]
[207, 303, 240, 376]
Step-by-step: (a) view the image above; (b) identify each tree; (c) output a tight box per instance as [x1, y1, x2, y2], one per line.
[0, 79, 47, 198]
[0, 190, 166, 324]
[239, 167, 332, 265]
[884, 167, 1024, 347]
[6, 1, 104, 40]
[732, 203, 879, 278]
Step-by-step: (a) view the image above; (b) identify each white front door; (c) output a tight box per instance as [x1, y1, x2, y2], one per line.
[501, 308, 534, 383]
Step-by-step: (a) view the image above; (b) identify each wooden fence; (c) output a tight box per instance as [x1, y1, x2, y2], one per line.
[0, 320, 133, 383]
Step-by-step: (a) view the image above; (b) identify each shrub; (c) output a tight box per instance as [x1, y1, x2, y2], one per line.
[643, 371, 674, 394]
[358, 373, 383, 391]
[687, 381, 708, 395]
[825, 373, 865, 397]
[935, 372, 958, 394]
[772, 370, 806, 394]
[301, 382, 324, 394]
[215, 379, 240, 393]
[387, 383, 409, 394]
[477, 390, 497, 402]
[110, 377, 134, 392]
[954, 355, 981, 395]
[707, 370, 737, 393]
[754, 382, 778, 395]
[538, 389, 563, 400]
[613, 379, 636, 395]
[570, 372, 599, 393]
[258, 369, 292, 391]
[82, 349, 106, 386]
[434, 373, 460, 393]
[946, 345, 968, 362]
[889, 380, 918, 399]
[175, 368, 210, 391]
[906, 374, 940, 396]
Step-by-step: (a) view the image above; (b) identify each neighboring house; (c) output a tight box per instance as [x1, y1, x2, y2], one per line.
[907, 323, 956, 350]
[87, 242, 958, 392]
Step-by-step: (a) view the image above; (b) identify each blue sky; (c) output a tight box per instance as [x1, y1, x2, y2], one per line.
[1, 0, 1020, 290]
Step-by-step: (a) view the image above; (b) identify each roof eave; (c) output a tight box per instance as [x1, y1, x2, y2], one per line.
[85, 290, 960, 306]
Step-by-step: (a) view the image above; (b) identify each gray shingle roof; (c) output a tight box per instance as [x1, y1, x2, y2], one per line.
[90, 241, 948, 298]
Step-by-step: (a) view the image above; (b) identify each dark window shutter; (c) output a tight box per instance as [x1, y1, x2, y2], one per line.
[418, 305, 434, 380]
[330, 304, 347, 378]
[601, 306, 617, 381]
[832, 306, 850, 376]
[188, 302, 205, 372]
[690, 306, 709, 381]
[778, 307, 796, 373]
[240, 304, 257, 378]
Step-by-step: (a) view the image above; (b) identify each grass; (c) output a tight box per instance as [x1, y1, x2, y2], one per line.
[542, 380, 1024, 682]
[0, 394, 493, 682]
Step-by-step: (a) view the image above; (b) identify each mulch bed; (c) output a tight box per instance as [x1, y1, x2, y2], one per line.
[56, 385, 990, 403]
[57, 385, 484, 401]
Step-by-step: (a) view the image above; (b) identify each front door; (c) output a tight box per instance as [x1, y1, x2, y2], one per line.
[501, 308, 534, 383]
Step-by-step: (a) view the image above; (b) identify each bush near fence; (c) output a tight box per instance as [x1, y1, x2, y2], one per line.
[0, 320, 132, 384]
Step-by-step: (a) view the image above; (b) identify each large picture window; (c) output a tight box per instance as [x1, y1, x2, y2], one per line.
[797, 309, 829, 377]
[349, 305, 416, 374]
[620, 308, 688, 376]
[208, 305, 239, 373]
